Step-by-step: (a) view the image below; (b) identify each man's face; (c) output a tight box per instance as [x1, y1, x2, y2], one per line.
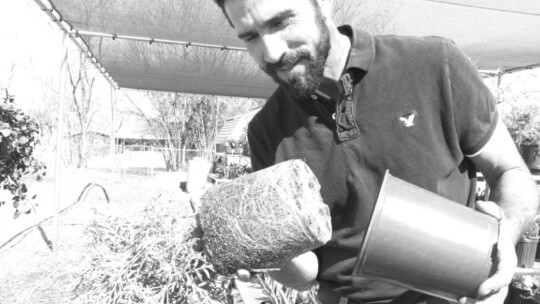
[225, 0, 330, 100]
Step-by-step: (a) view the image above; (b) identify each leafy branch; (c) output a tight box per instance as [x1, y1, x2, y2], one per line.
[0, 88, 46, 218]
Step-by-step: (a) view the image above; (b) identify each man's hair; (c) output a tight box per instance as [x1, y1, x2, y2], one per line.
[213, 0, 234, 27]
[213, 0, 226, 10]
[213, 0, 319, 21]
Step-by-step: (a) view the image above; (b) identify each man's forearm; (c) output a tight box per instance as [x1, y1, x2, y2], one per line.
[488, 167, 540, 244]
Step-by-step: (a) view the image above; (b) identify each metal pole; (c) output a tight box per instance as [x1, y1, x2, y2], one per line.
[496, 69, 503, 102]
[52, 31, 68, 254]
[215, 99, 220, 153]
[71, 29, 247, 52]
[109, 85, 116, 197]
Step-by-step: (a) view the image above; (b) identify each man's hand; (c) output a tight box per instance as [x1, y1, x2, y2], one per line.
[236, 251, 319, 290]
[458, 200, 517, 304]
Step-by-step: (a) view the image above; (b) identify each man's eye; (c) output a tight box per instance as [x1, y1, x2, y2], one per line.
[244, 34, 259, 42]
[273, 17, 292, 28]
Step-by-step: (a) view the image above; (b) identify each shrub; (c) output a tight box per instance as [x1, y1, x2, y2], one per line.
[73, 196, 319, 304]
[0, 89, 46, 218]
[499, 94, 540, 164]
[74, 199, 233, 304]
[212, 155, 251, 179]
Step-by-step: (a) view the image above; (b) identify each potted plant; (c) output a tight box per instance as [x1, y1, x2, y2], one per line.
[510, 275, 540, 304]
[516, 222, 540, 268]
[214, 163, 229, 179]
[499, 99, 540, 167]
[512, 217, 540, 304]
[212, 155, 228, 178]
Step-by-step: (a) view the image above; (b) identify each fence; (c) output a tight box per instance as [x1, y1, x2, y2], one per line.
[62, 143, 218, 174]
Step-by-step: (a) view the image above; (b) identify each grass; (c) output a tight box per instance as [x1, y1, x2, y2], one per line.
[73, 198, 231, 304]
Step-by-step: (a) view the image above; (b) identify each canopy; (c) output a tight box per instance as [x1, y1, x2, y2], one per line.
[34, 0, 540, 98]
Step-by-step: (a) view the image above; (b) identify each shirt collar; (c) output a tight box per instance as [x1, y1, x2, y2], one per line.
[338, 25, 376, 73]
[313, 25, 375, 101]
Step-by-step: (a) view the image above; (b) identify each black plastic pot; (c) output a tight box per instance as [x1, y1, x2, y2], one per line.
[536, 239, 540, 261]
[517, 237, 540, 268]
[353, 172, 499, 302]
[508, 284, 540, 304]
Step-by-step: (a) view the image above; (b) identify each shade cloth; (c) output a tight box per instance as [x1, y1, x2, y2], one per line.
[35, 0, 540, 98]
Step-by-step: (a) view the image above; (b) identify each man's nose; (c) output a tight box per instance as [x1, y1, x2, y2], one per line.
[261, 34, 287, 64]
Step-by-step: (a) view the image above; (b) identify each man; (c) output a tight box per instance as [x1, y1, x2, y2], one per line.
[212, 0, 540, 303]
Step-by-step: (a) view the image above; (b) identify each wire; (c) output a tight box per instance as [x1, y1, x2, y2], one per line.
[424, 0, 540, 17]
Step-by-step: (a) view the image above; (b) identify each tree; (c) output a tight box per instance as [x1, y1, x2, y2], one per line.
[27, 77, 59, 146]
[127, 91, 263, 171]
[0, 89, 46, 218]
[185, 95, 220, 152]
[65, 52, 100, 168]
[128, 91, 192, 171]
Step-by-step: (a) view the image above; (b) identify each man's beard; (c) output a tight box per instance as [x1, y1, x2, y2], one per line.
[262, 12, 331, 100]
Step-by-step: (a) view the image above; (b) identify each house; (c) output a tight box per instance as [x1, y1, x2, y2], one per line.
[215, 108, 260, 154]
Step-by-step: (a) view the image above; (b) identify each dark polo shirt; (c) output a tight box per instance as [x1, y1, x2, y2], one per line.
[247, 25, 498, 304]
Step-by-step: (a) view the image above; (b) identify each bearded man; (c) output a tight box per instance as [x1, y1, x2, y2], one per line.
[212, 0, 540, 303]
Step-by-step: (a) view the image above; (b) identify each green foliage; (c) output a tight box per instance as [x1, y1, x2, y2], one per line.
[499, 93, 540, 164]
[523, 222, 540, 239]
[74, 200, 233, 304]
[212, 155, 251, 179]
[0, 89, 46, 218]
[501, 102, 540, 147]
[226, 163, 251, 179]
[512, 274, 540, 300]
[257, 274, 321, 304]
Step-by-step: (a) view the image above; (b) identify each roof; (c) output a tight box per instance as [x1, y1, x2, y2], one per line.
[33, 0, 540, 97]
[215, 108, 260, 144]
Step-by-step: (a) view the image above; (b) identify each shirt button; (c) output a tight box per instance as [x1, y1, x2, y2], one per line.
[332, 113, 336, 120]
[311, 94, 318, 100]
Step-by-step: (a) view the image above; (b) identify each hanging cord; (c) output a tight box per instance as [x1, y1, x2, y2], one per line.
[0, 183, 110, 253]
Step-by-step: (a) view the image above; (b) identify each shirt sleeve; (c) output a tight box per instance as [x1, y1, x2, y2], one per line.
[247, 119, 271, 172]
[444, 39, 498, 157]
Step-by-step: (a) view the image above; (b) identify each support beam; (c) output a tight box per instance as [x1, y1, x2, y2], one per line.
[52, 32, 68, 254]
[480, 63, 540, 78]
[72, 29, 247, 52]
[109, 85, 117, 197]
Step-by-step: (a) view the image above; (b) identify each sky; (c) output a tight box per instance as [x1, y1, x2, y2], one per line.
[0, 0, 115, 113]
[0, 0, 62, 108]
[0, 0, 538, 113]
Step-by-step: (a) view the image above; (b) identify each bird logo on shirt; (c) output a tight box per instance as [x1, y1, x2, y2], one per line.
[400, 112, 416, 128]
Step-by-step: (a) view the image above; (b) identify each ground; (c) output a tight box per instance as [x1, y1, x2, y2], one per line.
[0, 168, 192, 304]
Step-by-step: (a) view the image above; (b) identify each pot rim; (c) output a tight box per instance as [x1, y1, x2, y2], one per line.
[352, 170, 391, 275]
